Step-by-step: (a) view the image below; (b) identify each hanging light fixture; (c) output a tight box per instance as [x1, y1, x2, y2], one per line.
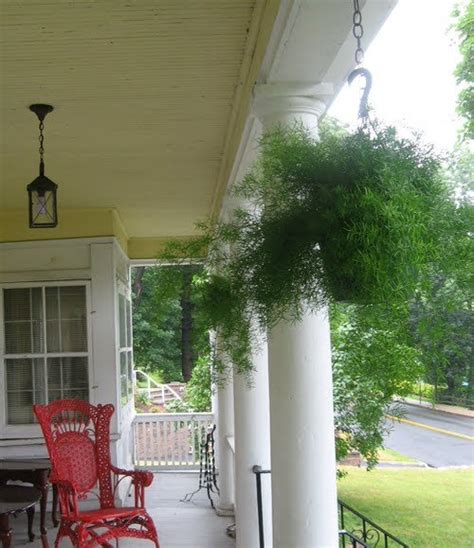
[27, 103, 58, 228]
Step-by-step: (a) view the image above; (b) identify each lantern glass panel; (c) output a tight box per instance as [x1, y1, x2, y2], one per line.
[28, 185, 57, 228]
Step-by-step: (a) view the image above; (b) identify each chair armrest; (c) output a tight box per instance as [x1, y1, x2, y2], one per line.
[110, 466, 154, 507]
[110, 466, 154, 487]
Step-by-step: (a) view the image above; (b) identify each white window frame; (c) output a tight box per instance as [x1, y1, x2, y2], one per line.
[117, 282, 133, 407]
[0, 280, 93, 438]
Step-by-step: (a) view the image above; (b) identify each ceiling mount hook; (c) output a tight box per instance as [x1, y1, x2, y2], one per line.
[29, 104, 54, 122]
[348, 67, 372, 123]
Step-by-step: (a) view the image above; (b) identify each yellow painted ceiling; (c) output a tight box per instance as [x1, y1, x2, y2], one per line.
[0, 0, 276, 241]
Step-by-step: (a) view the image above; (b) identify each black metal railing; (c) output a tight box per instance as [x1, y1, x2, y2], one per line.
[252, 466, 408, 548]
[338, 499, 408, 548]
[339, 530, 370, 547]
[252, 465, 272, 548]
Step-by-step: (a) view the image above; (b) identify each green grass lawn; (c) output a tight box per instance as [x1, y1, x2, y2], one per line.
[377, 448, 419, 464]
[338, 467, 474, 547]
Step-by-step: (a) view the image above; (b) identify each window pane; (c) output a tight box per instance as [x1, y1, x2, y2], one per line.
[4, 288, 30, 321]
[120, 352, 127, 404]
[61, 357, 89, 389]
[119, 295, 126, 348]
[47, 357, 62, 390]
[48, 389, 62, 403]
[46, 286, 87, 352]
[4, 288, 43, 353]
[127, 351, 133, 399]
[34, 357, 46, 394]
[46, 319, 60, 352]
[7, 391, 34, 424]
[45, 287, 59, 319]
[60, 287, 86, 319]
[63, 389, 88, 401]
[4, 321, 32, 354]
[60, 319, 87, 352]
[6, 358, 45, 424]
[47, 357, 89, 401]
[46, 287, 60, 352]
[126, 299, 131, 347]
[31, 288, 42, 320]
[6, 359, 34, 391]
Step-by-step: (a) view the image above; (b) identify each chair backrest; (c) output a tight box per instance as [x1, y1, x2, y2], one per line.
[34, 399, 115, 508]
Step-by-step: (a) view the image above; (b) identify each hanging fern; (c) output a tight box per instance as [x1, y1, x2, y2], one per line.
[161, 122, 458, 375]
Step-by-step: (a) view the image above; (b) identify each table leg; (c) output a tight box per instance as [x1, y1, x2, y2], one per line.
[52, 484, 59, 527]
[37, 471, 49, 538]
[26, 506, 35, 542]
[0, 514, 12, 548]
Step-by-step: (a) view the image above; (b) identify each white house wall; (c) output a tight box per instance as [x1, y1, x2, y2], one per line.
[0, 237, 134, 475]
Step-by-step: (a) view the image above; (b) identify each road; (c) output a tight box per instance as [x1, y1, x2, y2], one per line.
[383, 403, 474, 467]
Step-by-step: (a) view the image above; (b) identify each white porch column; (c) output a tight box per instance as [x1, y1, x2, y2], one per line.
[233, 335, 272, 548]
[215, 365, 235, 516]
[254, 83, 339, 548]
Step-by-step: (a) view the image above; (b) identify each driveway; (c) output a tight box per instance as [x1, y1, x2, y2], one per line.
[384, 402, 474, 467]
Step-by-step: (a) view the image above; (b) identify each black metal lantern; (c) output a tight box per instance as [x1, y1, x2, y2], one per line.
[27, 104, 58, 228]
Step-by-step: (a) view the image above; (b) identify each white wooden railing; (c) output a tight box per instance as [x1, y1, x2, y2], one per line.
[134, 369, 183, 404]
[133, 413, 214, 470]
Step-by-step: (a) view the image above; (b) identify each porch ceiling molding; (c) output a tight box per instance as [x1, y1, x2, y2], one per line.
[0, 208, 128, 254]
[127, 235, 204, 261]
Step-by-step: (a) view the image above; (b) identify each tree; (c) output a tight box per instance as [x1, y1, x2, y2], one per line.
[132, 267, 182, 382]
[453, 0, 474, 141]
[132, 265, 210, 383]
[331, 303, 422, 467]
[409, 148, 474, 404]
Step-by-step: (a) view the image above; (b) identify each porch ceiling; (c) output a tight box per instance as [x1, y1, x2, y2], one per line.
[0, 0, 277, 242]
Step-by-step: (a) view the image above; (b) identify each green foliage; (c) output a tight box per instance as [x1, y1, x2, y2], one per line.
[164, 123, 455, 376]
[237, 123, 447, 308]
[165, 399, 191, 413]
[185, 354, 212, 411]
[453, 0, 474, 140]
[409, 148, 473, 404]
[192, 272, 254, 376]
[160, 123, 464, 463]
[132, 267, 182, 382]
[338, 468, 474, 548]
[331, 303, 422, 467]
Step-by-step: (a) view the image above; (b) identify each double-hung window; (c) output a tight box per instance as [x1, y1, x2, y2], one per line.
[1, 283, 90, 425]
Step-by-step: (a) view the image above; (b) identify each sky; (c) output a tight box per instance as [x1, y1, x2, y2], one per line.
[329, 0, 463, 153]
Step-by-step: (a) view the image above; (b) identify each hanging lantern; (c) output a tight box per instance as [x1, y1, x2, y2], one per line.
[27, 104, 58, 228]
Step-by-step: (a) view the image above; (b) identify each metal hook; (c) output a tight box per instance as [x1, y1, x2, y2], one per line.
[348, 67, 372, 122]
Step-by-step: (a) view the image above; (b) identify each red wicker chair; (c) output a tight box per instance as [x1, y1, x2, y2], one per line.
[34, 399, 159, 547]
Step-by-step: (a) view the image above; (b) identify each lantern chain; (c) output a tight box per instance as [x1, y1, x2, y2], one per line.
[38, 120, 45, 163]
[352, 0, 364, 65]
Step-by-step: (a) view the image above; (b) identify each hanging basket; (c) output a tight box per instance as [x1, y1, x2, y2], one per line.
[226, 123, 449, 312]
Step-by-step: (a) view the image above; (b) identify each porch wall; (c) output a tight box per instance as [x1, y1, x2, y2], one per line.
[0, 237, 134, 475]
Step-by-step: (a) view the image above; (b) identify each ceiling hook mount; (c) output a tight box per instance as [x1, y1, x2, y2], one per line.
[348, 67, 372, 123]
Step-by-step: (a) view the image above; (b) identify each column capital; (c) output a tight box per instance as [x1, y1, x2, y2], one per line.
[253, 82, 333, 133]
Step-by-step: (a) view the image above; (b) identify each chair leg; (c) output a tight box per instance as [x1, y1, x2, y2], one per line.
[142, 513, 160, 548]
[54, 522, 69, 548]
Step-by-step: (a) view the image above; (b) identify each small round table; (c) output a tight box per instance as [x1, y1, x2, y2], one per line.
[0, 485, 42, 547]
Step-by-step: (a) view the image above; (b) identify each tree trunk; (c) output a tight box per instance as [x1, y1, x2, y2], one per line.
[132, 266, 146, 309]
[180, 269, 194, 382]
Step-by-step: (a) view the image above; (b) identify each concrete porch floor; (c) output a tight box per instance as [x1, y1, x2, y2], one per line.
[10, 472, 235, 548]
